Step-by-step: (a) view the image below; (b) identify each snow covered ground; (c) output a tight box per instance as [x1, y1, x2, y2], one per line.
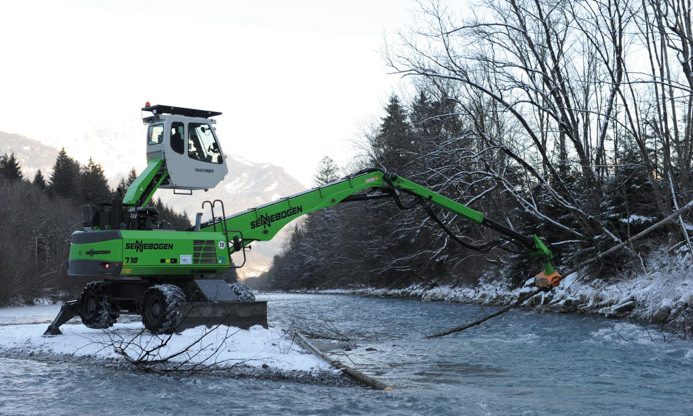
[0, 310, 333, 378]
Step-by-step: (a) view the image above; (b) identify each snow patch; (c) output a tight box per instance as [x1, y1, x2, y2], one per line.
[619, 214, 656, 224]
[0, 321, 330, 373]
[228, 154, 256, 168]
[264, 181, 278, 193]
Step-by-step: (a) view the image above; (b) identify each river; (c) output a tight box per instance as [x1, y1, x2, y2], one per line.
[1, 293, 692, 415]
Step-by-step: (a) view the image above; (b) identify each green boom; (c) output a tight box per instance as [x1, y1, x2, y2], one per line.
[69, 168, 559, 286]
[198, 169, 558, 282]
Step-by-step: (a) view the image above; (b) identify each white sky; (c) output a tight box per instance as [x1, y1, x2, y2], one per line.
[0, 0, 418, 185]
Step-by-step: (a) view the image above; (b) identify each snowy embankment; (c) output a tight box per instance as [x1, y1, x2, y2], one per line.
[326, 251, 693, 326]
[0, 314, 336, 382]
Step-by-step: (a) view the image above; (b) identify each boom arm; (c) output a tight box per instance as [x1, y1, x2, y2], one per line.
[200, 169, 561, 288]
[123, 159, 169, 207]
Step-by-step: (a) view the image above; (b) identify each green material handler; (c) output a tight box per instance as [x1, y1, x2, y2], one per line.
[44, 104, 560, 336]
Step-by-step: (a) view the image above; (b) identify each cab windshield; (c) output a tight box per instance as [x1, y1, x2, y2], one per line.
[188, 123, 222, 164]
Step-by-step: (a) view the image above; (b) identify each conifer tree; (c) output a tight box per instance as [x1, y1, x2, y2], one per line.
[0, 152, 23, 181]
[81, 158, 112, 204]
[33, 169, 47, 190]
[48, 148, 81, 199]
[116, 168, 138, 197]
[313, 156, 340, 186]
[153, 198, 191, 230]
[371, 95, 414, 174]
[127, 168, 138, 186]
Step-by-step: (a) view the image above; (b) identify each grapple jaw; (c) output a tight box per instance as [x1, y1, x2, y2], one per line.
[534, 269, 562, 290]
[530, 235, 561, 289]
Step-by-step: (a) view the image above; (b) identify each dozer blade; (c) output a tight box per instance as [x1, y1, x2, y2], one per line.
[174, 280, 268, 331]
[177, 301, 268, 331]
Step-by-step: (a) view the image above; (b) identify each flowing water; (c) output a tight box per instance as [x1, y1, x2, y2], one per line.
[1, 293, 692, 415]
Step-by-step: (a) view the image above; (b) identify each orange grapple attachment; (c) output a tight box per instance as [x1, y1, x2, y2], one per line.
[534, 270, 562, 290]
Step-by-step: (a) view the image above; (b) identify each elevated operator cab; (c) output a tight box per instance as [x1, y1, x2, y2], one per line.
[142, 103, 228, 190]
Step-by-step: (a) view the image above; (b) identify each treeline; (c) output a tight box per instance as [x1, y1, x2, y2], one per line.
[0, 150, 189, 305]
[265, 0, 693, 290]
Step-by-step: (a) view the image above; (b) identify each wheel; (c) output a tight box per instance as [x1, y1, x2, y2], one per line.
[78, 281, 118, 329]
[228, 283, 256, 301]
[141, 284, 186, 334]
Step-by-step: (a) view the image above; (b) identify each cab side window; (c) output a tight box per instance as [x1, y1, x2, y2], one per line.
[147, 124, 164, 145]
[171, 122, 184, 154]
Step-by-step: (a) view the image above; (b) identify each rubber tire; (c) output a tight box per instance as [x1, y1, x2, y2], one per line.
[78, 281, 118, 329]
[228, 283, 256, 302]
[141, 284, 186, 334]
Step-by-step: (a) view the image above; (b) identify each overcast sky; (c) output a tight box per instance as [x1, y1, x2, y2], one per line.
[0, 0, 418, 186]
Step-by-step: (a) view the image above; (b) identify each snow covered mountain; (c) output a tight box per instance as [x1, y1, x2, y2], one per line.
[0, 129, 306, 279]
[0, 131, 59, 180]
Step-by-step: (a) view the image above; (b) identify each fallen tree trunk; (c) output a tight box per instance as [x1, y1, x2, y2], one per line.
[426, 289, 539, 338]
[292, 331, 393, 391]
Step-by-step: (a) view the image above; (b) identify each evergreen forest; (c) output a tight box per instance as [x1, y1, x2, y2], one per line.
[0, 150, 190, 305]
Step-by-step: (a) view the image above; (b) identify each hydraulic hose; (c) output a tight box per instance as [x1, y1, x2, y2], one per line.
[423, 205, 502, 253]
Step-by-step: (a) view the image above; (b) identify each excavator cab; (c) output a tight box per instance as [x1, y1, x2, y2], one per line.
[142, 104, 228, 190]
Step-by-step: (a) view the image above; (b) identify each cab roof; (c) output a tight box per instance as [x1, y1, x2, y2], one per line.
[142, 104, 222, 119]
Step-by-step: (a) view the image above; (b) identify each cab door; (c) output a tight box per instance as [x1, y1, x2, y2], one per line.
[161, 117, 228, 190]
